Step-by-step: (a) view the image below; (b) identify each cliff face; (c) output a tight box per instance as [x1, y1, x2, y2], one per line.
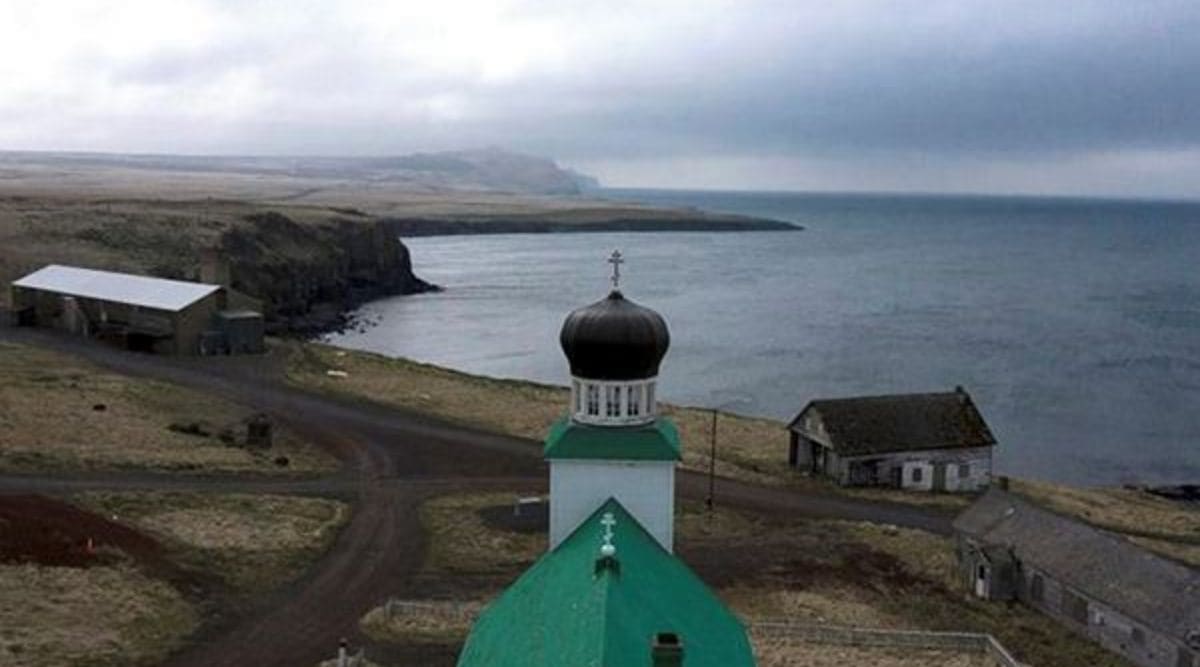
[220, 212, 437, 333]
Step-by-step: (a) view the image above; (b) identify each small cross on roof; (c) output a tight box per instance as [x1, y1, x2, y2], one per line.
[600, 511, 617, 554]
[607, 250, 624, 289]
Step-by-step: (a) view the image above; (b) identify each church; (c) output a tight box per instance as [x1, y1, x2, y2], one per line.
[457, 252, 756, 666]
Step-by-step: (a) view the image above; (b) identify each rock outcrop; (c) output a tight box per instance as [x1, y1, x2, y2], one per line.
[219, 212, 437, 334]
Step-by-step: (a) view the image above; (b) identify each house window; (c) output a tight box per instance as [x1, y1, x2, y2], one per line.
[605, 386, 621, 417]
[1132, 627, 1145, 646]
[958, 463, 970, 478]
[627, 384, 642, 416]
[911, 467, 923, 483]
[1030, 573, 1044, 602]
[586, 385, 600, 415]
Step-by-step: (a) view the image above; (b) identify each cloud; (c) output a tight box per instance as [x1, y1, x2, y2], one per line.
[1, 0, 1198, 197]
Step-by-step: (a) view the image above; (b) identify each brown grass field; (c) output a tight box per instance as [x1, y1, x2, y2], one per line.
[75, 491, 349, 595]
[0, 342, 336, 474]
[0, 562, 198, 667]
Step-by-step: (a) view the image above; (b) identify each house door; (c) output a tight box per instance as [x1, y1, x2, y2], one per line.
[932, 463, 947, 491]
[974, 564, 988, 598]
[813, 444, 825, 475]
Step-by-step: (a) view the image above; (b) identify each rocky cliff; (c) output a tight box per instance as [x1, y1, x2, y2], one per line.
[219, 212, 438, 333]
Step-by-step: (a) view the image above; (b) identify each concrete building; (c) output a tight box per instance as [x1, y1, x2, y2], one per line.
[786, 387, 996, 492]
[10, 264, 263, 356]
[955, 488, 1200, 667]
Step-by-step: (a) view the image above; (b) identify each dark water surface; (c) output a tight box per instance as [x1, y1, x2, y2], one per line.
[327, 190, 1200, 485]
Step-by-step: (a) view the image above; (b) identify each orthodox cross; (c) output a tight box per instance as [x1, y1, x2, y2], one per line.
[600, 511, 617, 552]
[607, 250, 624, 289]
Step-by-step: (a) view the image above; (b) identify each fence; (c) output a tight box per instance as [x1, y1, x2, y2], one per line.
[375, 599, 1028, 667]
[749, 620, 1026, 667]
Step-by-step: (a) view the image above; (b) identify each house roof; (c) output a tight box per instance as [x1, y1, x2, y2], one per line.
[457, 498, 755, 667]
[954, 488, 1200, 641]
[543, 416, 681, 461]
[789, 389, 996, 456]
[12, 264, 220, 312]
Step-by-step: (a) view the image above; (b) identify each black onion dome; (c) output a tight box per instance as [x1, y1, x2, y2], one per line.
[559, 290, 670, 380]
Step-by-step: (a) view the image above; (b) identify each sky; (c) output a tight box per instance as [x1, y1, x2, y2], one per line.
[1, 1, 1198, 198]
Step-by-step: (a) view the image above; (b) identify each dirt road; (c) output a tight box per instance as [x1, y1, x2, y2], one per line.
[0, 327, 952, 666]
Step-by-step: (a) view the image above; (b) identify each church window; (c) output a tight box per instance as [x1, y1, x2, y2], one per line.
[606, 386, 621, 417]
[586, 384, 600, 415]
[627, 384, 642, 416]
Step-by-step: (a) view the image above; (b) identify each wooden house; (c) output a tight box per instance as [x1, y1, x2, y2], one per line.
[787, 387, 995, 492]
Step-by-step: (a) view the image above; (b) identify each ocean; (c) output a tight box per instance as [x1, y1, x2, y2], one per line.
[326, 189, 1200, 486]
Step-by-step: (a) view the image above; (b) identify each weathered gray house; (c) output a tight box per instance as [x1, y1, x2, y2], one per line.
[955, 488, 1200, 667]
[10, 264, 264, 356]
[786, 387, 995, 492]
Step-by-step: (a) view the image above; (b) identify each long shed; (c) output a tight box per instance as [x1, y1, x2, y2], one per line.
[955, 488, 1200, 667]
[10, 264, 262, 355]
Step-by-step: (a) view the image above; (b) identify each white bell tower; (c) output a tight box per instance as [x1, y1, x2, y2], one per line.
[545, 251, 680, 552]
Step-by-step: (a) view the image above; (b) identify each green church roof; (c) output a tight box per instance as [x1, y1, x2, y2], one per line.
[456, 498, 755, 667]
[542, 416, 682, 461]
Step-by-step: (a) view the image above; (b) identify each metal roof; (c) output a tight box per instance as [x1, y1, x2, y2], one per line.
[955, 489, 1200, 641]
[543, 416, 681, 461]
[12, 265, 220, 313]
[458, 498, 755, 666]
[789, 388, 997, 456]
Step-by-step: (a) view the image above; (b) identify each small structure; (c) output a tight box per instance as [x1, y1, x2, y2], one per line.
[10, 264, 263, 356]
[786, 387, 995, 492]
[955, 488, 1200, 667]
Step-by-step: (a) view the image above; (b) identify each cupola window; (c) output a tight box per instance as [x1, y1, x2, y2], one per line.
[586, 385, 600, 416]
[606, 386, 621, 417]
[627, 385, 642, 416]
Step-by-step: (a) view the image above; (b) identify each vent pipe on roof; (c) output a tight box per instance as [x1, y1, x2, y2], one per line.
[651, 632, 683, 667]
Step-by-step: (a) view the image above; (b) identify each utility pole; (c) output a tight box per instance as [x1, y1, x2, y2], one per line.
[706, 407, 718, 510]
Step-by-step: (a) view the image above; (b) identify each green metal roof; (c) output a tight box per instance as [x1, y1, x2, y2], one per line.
[457, 498, 755, 667]
[542, 416, 681, 461]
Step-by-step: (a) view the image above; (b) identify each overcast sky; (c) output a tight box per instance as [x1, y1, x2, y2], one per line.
[2, 1, 1198, 198]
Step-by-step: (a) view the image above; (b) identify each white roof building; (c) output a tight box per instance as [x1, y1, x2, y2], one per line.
[12, 265, 220, 312]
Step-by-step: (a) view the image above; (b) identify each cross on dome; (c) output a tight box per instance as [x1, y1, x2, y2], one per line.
[607, 250, 624, 289]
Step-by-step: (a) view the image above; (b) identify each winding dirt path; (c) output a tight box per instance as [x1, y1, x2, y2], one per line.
[0, 327, 952, 666]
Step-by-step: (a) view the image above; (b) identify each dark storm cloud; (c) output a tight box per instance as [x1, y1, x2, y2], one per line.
[2, 0, 1199, 195]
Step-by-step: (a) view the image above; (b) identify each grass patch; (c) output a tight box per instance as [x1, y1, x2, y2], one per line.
[75, 491, 348, 595]
[0, 342, 337, 475]
[360, 601, 483, 645]
[0, 562, 198, 667]
[420, 492, 546, 574]
[752, 640, 991, 667]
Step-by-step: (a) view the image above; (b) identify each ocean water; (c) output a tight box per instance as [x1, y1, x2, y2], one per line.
[326, 189, 1200, 486]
